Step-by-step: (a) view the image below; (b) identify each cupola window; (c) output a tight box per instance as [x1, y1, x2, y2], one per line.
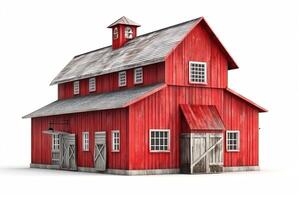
[113, 27, 119, 39]
[125, 26, 133, 39]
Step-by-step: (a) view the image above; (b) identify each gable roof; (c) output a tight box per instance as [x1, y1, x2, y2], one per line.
[180, 104, 225, 132]
[23, 83, 166, 118]
[108, 16, 140, 28]
[226, 88, 267, 112]
[51, 17, 238, 85]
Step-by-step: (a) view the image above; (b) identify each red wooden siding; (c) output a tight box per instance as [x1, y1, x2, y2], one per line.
[128, 86, 259, 170]
[223, 91, 259, 167]
[111, 24, 137, 49]
[31, 108, 129, 169]
[165, 22, 228, 88]
[58, 62, 165, 100]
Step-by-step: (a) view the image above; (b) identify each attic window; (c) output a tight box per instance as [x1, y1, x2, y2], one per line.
[73, 81, 80, 95]
[226, 130, 240, 152]
[189, 61, 207, 84]
[89, 77, 96, 92]
[125, 26, 133, 39]
[118, 71, 127, 87]
[113, 27, 119, 39]
[134, 67, 143, 84]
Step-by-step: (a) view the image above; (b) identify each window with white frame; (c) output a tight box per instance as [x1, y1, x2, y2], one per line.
[226, 130, 240, 152]
[52, 134, 60, 151]
[134, 67, 143, 84]
[113, 27, 119, 39]
[149, 129, 170, 152]
[73, 81, 80, 95]
[89, 77, 96, 92]
[118, 71, 126, 87]
[125, 26, 133, 39]
[189, 61, 207, 84]
[112, 130, 120, 152]
[82, 132, 89, 151]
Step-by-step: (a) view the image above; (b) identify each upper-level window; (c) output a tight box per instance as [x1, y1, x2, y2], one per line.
[89, 77, 96, 92]
[125, 26, 133, 39]
[82, 132, 89, 151]
[134, 67, 143, 84]
[118, 71, 127, 87]
[226, 130, 240, 152]
[149, 129, 170, 152]
[113, 27, 119, 39]
[52, 134, 60, 151]
[189, 61, 207, 84]
[112, 130, 120, 152]
[73, 81, 80, 95]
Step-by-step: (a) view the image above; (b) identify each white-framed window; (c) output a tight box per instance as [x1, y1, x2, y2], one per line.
[73, 81, 80, 95]
[89, 77, 96, 92]
[134, 67, 143, 84]
[113, 27, 119, 39]
[118, 71, 127, 87]
[112, 130, 120, 152]
[226, 130, 240, 152]
[82, 132, 89, 151]
[52, 134, 60, 151]
[149, 129, 170, 152]
[125, 26, 133, 39]
[189, 61, 207, 84]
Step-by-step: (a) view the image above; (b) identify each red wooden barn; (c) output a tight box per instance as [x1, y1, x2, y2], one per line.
[24, 16, 267, 175]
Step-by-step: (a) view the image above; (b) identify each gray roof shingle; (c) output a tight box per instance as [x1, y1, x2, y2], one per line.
[23, 83, 165, 118]
[50, 18, 200, 85]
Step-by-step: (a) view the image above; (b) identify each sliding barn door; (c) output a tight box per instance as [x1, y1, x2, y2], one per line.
[94, 132, 106, 171]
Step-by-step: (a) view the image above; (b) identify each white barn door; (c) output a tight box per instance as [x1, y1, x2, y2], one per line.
[94, 132, 106, 171]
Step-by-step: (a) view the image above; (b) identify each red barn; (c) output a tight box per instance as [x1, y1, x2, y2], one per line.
[24, 16, 267, 175]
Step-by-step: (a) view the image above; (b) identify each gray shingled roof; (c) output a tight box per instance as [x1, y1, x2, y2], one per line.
[23, 83, 165, 118]
[107, 16, 140, 28]
[50, 18, 200, 85]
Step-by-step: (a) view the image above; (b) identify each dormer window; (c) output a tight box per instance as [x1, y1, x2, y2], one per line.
[125, 26, 133, 39]
[118, 71, 127, 87]
[89, 77, 96, 92]
[113, 27, 119, 39]
[73, 81, 80, 95]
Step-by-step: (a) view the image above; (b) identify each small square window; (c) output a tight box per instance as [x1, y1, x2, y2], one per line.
[149, 129, 170, 152]
[73, 81, 80, 95]
[118, 71, 127, 87]
[189, 61, 207, 84]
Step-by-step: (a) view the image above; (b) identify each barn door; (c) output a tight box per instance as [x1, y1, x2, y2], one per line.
[180, 133, 223, 173]
[94, 132, 106, 171]
[60, 134, 77, 170]
[191, 133, 223, 173]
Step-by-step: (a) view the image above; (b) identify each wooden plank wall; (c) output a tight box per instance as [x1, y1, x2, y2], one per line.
[128, 86, 259, 170]
[31, 108, 129, 169]
[165, 22, 228, 88]
[58, 62, 165, 100]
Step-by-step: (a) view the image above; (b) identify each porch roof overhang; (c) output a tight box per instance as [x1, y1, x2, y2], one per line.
[180, 104, 225, 132]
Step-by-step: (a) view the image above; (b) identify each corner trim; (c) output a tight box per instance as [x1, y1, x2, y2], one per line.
[223, 166, 260, 172]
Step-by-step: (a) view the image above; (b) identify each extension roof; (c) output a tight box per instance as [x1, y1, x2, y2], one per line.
[23, 83, 165, 118]
[50, 17, 238, 85]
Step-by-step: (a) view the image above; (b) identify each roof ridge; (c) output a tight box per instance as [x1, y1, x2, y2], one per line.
[74, 17, 201, 59]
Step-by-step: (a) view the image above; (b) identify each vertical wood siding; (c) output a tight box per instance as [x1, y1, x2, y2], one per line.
[58, 62, 165, 100]
[128, 86, 259, 170]
[165, 22, 228, 88]
[31, 108, 129, 169]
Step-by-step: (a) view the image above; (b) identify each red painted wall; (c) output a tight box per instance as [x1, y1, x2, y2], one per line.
[58, 62, 165, 100]
[128, 86, 259, 170]
[165, 22, 228, 88]
[31, 108, 129, 169]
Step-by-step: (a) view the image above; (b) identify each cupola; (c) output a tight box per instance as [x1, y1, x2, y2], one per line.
[108, 16, 140, 49]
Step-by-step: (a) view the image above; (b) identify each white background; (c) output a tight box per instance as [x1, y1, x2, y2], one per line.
[0, 0, 299, 199]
